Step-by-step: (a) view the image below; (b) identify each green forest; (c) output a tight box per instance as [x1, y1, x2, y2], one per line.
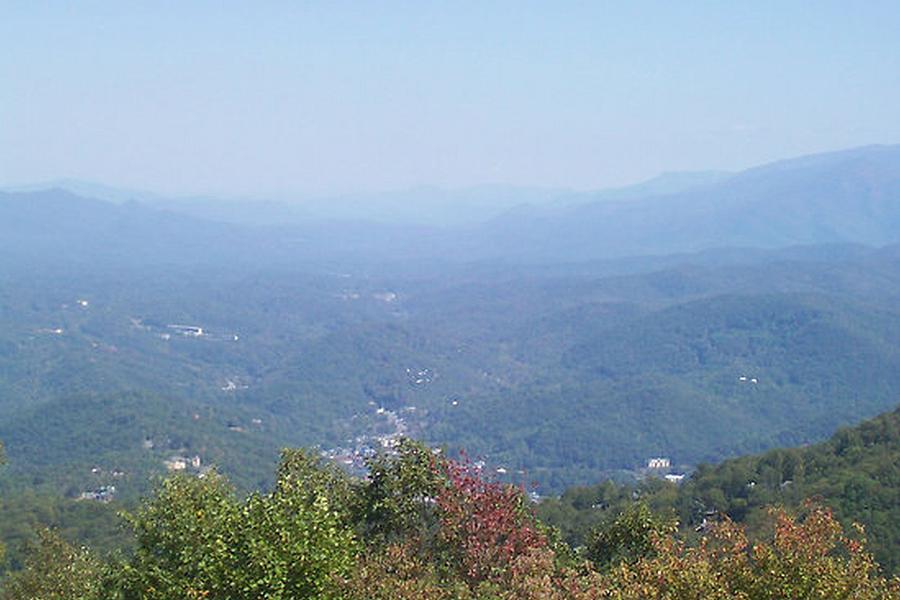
[537, 406, 900, 575]
[4, 244, 900, 503]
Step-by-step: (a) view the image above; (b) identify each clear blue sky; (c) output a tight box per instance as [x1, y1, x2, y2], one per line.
[2, 1, 899, 197]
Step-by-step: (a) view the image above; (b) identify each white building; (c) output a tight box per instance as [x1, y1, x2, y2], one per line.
[647, 457, 671, 469]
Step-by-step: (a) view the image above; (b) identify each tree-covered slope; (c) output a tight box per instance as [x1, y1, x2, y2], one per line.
[680, 405, 900, 573]
[430, 284, 900, 491]
[3, 245, 900, 498]
[538, 405, 900, 574]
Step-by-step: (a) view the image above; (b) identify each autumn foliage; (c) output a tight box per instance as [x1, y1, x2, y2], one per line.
[436, 453, 549, 588]
[2, 440, 899, 599]
[342, 447, 900, 599]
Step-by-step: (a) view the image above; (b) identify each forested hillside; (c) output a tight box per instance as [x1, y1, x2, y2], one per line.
[538, 405, 900, 574]
[3, 242, 900, 505]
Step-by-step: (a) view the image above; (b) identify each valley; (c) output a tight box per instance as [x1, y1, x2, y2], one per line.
[3, 236, 900, 503]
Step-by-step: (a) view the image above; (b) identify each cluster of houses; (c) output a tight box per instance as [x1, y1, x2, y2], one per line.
[321, 403, 414, 472]
[78, 464, 127, 503]
[79, 485, 116, 503]
[37, 327, 65, 335]
[221, 378, 251, 392]
[406, 367, 435, 385]
[90, 465, 125, 477]
[335, 290, 398, 303]
[128, 318, 239, 342]
[168, 324, 205, 337]
[372, 291, 398, 303]
[319, 445, 375, 473]
[164, 455, 203, 472]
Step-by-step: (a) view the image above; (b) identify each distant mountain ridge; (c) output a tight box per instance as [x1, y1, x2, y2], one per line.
[477, 144, 900, 261]
[2, 180, 571, 228]
[2, 144, 899, 266]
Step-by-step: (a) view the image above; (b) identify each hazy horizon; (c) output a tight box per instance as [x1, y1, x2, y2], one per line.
[0, 144, 890, 203]
[3, 3, 900, 198]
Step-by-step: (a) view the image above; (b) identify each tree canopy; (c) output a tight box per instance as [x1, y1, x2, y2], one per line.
[1, 438, 897, 599]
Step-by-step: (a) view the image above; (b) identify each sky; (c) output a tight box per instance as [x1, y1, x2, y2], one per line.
[2, 1, 899, 198]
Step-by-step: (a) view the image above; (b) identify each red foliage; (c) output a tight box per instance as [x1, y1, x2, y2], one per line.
[435, 452, 548, 587]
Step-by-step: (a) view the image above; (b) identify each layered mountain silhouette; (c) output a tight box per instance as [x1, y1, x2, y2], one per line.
[2, 144, 899, 267]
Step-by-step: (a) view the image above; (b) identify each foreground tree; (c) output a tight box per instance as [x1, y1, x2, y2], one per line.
[585, 502, 676, 570]
[592, 504, 900, 599]
[357, 438, 444, 546]
[120, 452, 357, 599]
[436, 455, 550, 591]
[0, 529, 108, 600]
